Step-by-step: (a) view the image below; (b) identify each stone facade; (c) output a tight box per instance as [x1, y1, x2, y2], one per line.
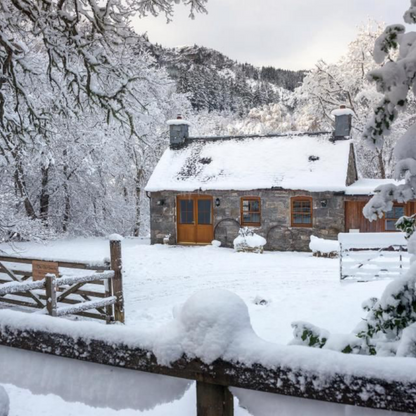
[149, 189, 346, 252]
[346, 143, 358, 186]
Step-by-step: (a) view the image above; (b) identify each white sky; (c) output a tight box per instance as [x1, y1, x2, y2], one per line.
[132, 0, 410, 70]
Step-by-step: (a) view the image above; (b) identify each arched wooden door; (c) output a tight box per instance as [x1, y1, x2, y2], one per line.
[177, 195, 214, 244]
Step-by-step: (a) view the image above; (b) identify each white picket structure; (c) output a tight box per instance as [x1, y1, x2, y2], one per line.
[339, 233, 410, 281]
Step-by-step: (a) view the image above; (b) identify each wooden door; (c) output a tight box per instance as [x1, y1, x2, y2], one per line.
[177, 195, 213, 244]
[196, 196, 214, 244]
[177, 196, 196, 244]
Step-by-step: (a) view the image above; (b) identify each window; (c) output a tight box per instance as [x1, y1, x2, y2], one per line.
[179, 199, 194, 224]
[241, 197, 261, 226]
[291, 197, 313, 227]
[198, 199, 212, 225]
[385, 204, 405, 231]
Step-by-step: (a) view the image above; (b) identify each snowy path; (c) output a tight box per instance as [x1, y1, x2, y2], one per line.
[0, 238, 399, 415]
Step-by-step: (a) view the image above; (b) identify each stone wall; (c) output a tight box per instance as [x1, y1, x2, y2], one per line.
[150, 190, 345, 252]
[346, 143, 358, 186]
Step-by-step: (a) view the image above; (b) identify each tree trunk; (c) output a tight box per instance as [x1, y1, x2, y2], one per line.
[377, 148, 386, 179]
[133, 168, 142, 237]
[62, 150, 70, 233]
[11, 147, 37, 220]
[62, 181, 71, 233]
[39, 164, 50, 225]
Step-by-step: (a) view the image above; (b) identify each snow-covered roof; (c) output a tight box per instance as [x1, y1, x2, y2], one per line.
[166, 119, 191, 126]
[345, 179, 405, 195]
[146, 134, 353, 192]
[331, 108, 355, 117]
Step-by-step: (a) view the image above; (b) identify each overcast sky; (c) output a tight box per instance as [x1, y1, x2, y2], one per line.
[132, 0, 410, 71]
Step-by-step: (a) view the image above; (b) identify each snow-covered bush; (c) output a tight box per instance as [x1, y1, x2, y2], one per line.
[290, 272, 416, 356]
[0, 386, 9, 416]
[153, 288, 256, 365]
[233, 228, 266, 253]
[290, 322, 329, 349]
[309, 236, 339, 258]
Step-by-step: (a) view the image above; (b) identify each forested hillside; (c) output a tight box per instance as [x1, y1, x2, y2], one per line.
[139, 37, 306, 114]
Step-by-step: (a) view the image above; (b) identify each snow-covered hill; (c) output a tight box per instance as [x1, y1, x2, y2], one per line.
[138, 36, 306, 114]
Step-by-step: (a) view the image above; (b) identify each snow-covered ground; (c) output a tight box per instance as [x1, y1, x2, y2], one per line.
[0, 238, 404, 415]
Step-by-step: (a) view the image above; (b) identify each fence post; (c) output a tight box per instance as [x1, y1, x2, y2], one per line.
[196, 382, 234, 416]
[110, 239, 124, 323]
[45, 274, 57, 317]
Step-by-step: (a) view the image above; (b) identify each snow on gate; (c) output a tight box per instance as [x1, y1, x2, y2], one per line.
[339, 233, 410, 281]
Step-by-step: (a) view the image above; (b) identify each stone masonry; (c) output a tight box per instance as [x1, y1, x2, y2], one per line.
[150, 189, 345, 252]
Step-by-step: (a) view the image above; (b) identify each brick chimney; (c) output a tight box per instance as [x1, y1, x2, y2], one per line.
[168, 115, 190, 148]
[332, 105, 353, 140]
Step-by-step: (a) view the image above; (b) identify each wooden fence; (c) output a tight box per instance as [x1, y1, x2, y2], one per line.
[0, 316, 414, 416]
[0, 240, 124, 323]
[339, 233, 410, 281]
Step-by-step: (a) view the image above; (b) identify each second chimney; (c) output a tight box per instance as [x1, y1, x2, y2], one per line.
[168, 115, 190, 148]
[332, 105, 353, 139]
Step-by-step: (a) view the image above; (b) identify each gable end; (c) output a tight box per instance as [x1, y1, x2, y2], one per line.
[346, 143, 358, 186]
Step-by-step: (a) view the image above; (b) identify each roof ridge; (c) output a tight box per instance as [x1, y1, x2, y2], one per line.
[187, 131, 331, 142]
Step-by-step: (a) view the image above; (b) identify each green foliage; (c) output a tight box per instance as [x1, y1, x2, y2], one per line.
[379, 25, 405, 54]
[396, 214, 416, 238]
[301, 329, 327, 348]
[341, 345, 353, 354]
[291, 322, 328, 349]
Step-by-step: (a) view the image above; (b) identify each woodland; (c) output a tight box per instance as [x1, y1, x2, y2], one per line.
[0, 0, 411, 240]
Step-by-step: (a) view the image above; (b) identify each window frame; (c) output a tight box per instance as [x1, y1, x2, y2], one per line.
[291, 196, 313, 228]
[384, 203, 405, 232]
[240, 197, 261, 227]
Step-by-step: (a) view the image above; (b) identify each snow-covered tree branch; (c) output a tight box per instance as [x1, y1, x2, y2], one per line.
[0, 0, 199, 240]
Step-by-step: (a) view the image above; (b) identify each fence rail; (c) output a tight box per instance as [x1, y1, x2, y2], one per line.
[339, 233, 410, 281]
[0, 313, 414, 416]
[0, 240, 124, 323]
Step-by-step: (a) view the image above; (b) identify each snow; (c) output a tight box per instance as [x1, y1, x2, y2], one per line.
[166, 119, 191, 126]
[331, 108, 355, 117]
[2, 289, 416, 384]
[339, 232, 407, 249]
[234, 232, 266, 250]
[232, 387, 408, 416]
[108, 234, 124, 242]
[0, 345, 191, 412]
[145, 134, 352, 192]
[345, 178, 405, 195]
[153, 289, 253, 364]
[56, 296, 116, 317]
[309, 236, 339, 254]
[0, 387, 9, 416]
[0, 237, 412, 415]
[0, 280, 45, 296]
[397, 323, 416, 357]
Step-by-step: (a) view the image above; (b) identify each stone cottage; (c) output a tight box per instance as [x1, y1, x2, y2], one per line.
[145, 116, 413, 251]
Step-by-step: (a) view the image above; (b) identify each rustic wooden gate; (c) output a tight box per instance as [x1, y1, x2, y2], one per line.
[339, 233, 410, 281]
[0, 240, 124, 323]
